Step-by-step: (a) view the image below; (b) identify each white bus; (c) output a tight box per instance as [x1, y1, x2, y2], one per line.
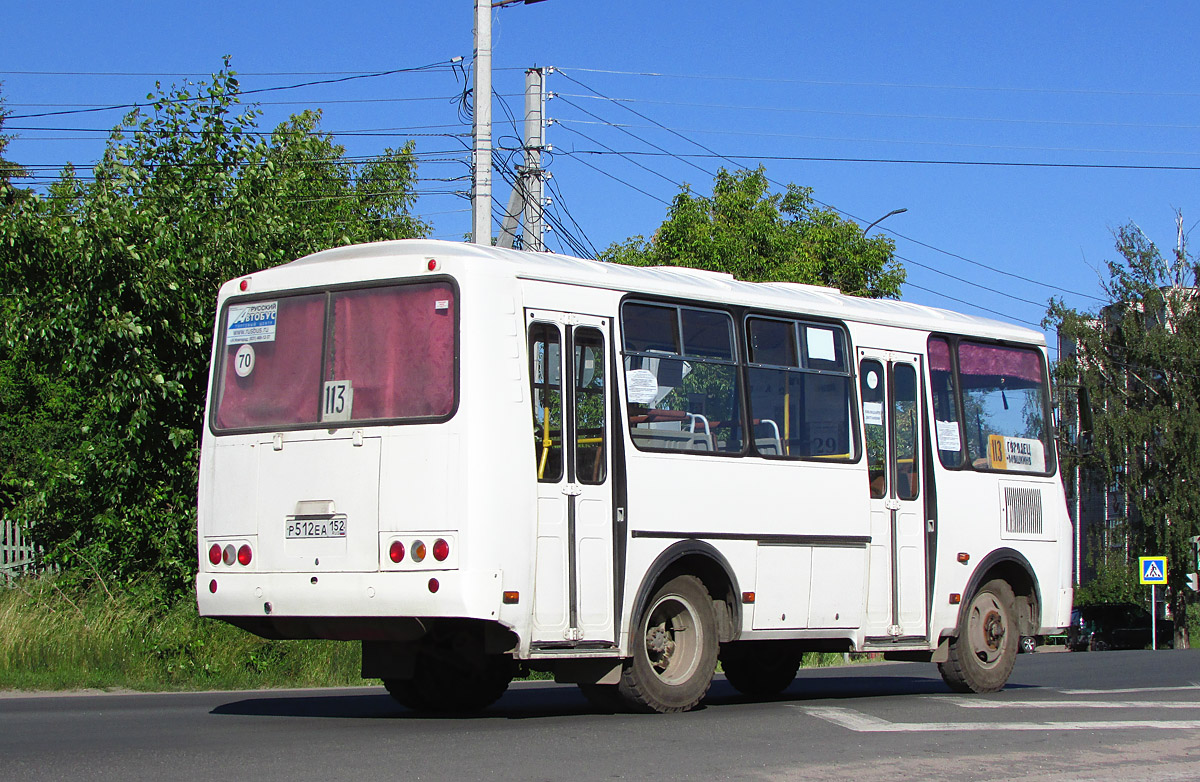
[197, 239, 1072, 713]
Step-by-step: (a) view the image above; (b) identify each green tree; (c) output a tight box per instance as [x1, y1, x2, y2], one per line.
[1, 87, 31, 203]
[599, 167, 905, 298]
[1049, 221, 1200, 648]
[0, 63, 427, 591]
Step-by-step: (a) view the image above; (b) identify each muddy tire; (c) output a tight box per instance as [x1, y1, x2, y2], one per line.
[938, 579, 1018, 693]
[720, 643, 801, 697]
[616, 575, 718, 713]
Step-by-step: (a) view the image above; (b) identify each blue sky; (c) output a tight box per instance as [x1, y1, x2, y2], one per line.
[5, 2, 1200, 352]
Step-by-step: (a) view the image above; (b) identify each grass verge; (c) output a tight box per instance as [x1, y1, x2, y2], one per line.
[1, 574, 867, 693]
[0, 575, 362, 692]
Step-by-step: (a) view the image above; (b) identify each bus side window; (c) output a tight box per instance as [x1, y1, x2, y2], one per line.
[622, 302, 743, 454]
[893, 363, 920, 501]
[574, 327, 606, 485]
[530, 323, 563, 482]
[860, 360, 887, 498]
[746, 319, 853, 460]
[928, 336, 964, 468]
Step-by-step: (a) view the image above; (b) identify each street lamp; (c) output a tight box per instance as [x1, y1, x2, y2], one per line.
[863, 207, 907, 235]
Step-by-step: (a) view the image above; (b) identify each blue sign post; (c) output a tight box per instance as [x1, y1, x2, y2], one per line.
[1139, 556, 1167, 650]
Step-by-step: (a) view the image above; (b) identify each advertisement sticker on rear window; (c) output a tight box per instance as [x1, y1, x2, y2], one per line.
[227, 302, 278, 344]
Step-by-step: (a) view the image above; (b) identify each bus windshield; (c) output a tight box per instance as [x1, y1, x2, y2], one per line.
[212, 281, 456, 431]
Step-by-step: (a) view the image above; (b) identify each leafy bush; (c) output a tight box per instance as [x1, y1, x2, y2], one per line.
[0, 63, 426, 593]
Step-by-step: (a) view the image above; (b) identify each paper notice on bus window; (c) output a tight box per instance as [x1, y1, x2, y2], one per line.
[936, 420, 961, 452]
[626, 369, 659, 405]
[863, 401, 884, 426]
[807, 327, 836, 362]
[227, 302, 278, 344]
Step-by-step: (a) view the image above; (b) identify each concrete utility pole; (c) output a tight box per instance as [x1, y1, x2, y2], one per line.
[471, 0, 492, 245]
[475, 0, 548, 247]
[497, 67, 548, 251]
[522, 67, 546, 251]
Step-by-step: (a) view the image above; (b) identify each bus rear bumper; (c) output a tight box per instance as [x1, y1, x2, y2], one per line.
[196, 569, 504, 640]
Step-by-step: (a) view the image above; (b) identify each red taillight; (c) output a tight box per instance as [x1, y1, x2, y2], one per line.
[389, 540, 405, 563]
[432, 538, 449, 562]
[428, 578, 440, 593]
[222, 544, 236, 566]
[237, 544, 252, 566]
[412, 540, 427, 563]
[209, 579, 218, 593]
[208, 544, 222, 566]
[239, 278, 249, 291]
[427, 258, 439, 271]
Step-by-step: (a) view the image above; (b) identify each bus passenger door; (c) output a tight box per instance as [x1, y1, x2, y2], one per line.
[859, 350, 929, 642]
[527, 311, 616, 646]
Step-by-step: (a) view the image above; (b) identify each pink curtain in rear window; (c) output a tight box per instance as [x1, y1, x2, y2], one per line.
[331, 284, 455, 419]
[215, 294, 325, 429]
[958, 341, 1043, 385]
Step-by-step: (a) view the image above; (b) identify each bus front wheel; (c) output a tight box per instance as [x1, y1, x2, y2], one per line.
[617, 574, 718, 713]
[938, 578, 1018, 693]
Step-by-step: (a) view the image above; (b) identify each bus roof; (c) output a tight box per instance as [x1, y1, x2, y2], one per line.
[284, 239, 1046, 347]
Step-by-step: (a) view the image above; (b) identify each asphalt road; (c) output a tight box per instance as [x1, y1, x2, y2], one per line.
[3, 649, 1200, 781]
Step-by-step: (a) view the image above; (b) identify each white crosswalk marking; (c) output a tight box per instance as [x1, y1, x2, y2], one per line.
[800, 706, 1200, 732]
[799, 686, 1200, 733]
[942, 698, 1200, 710]
[1057, 684, 1200, 695]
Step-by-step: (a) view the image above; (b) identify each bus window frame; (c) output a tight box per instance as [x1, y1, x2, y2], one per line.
[743, 312, 860, 464]
[209, 275, 461, 437]
[927, 332, 1056, 478]
[620, 297, 747, 458]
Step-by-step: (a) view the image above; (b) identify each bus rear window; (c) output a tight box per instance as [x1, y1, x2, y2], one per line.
[213, 282, 456, 431]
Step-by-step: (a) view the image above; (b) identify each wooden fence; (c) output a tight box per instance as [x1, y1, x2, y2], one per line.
[1, 517, 38, 583]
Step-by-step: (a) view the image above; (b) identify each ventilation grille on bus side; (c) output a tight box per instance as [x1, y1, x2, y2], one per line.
[1003, 486, 1044, 536]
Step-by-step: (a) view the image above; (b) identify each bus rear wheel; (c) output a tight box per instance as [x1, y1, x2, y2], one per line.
[617, 575, 718, 713]
[382, 678, 429, 711]
[938, 578, 1018, 693]
[386, 650, 516, 713]
[720, 643, 801, 697]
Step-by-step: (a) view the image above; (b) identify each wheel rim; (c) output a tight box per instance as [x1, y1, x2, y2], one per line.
[965, 591, 1009, 668]
[642, 593, 703, 685]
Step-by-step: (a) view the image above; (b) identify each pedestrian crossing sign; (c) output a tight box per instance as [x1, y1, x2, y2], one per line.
[1139, 556, 1167, 585]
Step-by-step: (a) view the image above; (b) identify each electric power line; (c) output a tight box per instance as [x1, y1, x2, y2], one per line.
[556, 66, 1200, 99]
[6, 60, 462, 120]
[554, 69, 1108, 307]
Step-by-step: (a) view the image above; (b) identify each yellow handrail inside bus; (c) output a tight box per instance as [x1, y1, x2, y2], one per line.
[538, 411, 552, 480]
[783, 391, 791, 457]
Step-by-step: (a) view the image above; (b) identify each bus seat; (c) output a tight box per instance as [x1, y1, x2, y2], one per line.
[755, 437, 782, 456]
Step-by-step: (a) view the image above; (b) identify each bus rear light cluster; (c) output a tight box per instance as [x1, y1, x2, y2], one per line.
[208, 542, 253, 568]
[383, 536, 451, 567]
